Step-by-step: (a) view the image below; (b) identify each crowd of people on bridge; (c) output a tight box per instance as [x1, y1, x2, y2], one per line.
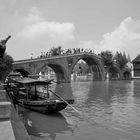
[37, 47, 95, 58]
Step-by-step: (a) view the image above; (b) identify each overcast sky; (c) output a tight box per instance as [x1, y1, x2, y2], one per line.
[0, 0, 140, 60]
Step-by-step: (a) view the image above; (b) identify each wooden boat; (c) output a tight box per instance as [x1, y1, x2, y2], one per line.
[5, 77, 74, 112]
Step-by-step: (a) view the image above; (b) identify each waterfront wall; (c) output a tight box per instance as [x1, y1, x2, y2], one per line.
[0, 84, 30, 140]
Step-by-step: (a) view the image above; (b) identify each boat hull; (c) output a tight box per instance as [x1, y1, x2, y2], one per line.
[17, 100, 67, 113]
[6, 89, 68, 113]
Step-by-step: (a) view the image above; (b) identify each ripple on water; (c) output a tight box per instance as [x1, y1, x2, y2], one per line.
[19, 80, 140, 140]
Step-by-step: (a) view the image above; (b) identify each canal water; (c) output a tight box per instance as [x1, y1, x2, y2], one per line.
[18, 79, 140, 140]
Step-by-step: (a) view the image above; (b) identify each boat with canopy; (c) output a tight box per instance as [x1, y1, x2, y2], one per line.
[5, 77, 74, 112]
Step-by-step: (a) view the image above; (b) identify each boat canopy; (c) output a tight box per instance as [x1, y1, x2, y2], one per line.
[11, 77, 53, 85]
[26, 74, 40, 79]
[7, 72, 22, 78]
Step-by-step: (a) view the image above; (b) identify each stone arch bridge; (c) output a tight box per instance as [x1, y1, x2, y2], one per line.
[13, 53, 106, 83]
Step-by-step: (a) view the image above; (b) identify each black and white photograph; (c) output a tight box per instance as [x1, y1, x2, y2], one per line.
[0, 0, 140, 140]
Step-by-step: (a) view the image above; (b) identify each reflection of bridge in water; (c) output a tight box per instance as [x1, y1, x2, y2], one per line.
[13, 53, 106, 83]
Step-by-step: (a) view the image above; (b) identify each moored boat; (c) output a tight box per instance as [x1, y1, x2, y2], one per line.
[5, 77, 74, 112]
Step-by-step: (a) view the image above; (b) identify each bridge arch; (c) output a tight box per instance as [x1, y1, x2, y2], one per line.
[37, 63, 69, 83]
[69, 54, 105, 80]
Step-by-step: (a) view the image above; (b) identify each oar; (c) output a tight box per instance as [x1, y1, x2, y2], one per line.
[49, 90, 80, 113]
[52, 80, 60, 84]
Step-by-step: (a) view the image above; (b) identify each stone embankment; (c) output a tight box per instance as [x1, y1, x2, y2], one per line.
[0, 84, 30, 140]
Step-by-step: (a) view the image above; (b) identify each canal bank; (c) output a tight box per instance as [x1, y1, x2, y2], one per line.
[0, 84, 30, 140]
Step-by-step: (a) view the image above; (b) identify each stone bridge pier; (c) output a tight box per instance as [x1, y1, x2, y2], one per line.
[13, 53, 106, 83]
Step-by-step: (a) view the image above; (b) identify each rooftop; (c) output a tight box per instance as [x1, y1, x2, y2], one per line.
[132, 55, 140, 63]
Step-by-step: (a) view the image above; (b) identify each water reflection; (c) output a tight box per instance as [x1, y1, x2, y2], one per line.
[19, 108, 73, 140]
[133, 79, 140, 97]
[70, 80, 140, 138]
[86, 80, 135, 105]
[83, 80, 140, 137]
[51, 83, 74, 100]
[19, 80, 140, 140]
[86, 81, 111, 104]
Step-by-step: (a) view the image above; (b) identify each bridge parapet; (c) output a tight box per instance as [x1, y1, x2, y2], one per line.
[13, 52, 101, 64]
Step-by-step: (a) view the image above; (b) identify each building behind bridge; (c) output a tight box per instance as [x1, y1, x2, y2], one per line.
[132, 55, 140, 78]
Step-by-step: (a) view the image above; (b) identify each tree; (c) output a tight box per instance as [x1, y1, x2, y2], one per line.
[127, 54, 131, 62]
[0, 35, 11, 58]
[100, 51, 114, 67]
[114, 51, 128, 70]
[0, 53, 13, 81]
[49, 46, 62, 56]
[100, 51, 120, 79]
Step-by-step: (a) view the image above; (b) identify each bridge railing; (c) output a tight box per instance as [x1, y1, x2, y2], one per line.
[13, 52, 101, 64]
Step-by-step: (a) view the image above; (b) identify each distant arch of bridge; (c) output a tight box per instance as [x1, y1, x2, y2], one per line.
[13, 53, 106, 83]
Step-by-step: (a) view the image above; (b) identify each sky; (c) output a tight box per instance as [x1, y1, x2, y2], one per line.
[0, 0, 140, 60]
